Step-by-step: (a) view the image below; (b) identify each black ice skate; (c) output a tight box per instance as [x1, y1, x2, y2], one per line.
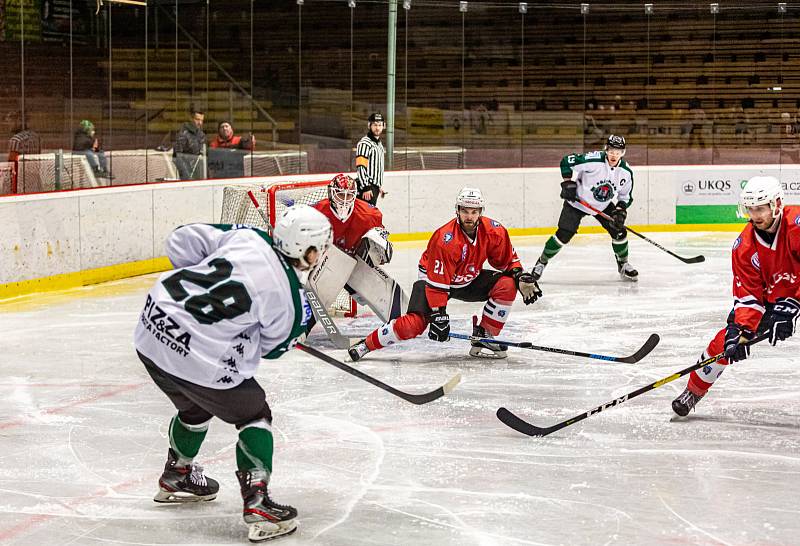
[617, 261, 639, 282]
[236, 469, 298, 542]
[348, 339, 371, 362]
[469, 322, 508, 359]
[672, 387, 705, 417]
[531, 258, 547, 281]
[153, 448, 219, 503]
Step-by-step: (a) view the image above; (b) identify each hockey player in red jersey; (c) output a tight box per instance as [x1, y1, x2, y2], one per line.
[313, 173, 389, 259]
[348, 187, 542, 360]
[672, 176, 800, 416]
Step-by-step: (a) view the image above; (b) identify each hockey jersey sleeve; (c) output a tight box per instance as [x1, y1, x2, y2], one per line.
[559, 152, 579, 179]
[617, 161, 635, 208]
[731, 240, 766, 331]
[165, 223, 225, 269]
[422, 236, 455, 309]
[485, 223, 522, 272]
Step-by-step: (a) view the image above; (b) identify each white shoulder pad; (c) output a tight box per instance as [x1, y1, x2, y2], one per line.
[357, 227, 393, 266]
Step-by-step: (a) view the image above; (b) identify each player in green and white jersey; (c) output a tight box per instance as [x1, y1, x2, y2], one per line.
[134, 204, 332, 543]
[531, 134, 638, 282]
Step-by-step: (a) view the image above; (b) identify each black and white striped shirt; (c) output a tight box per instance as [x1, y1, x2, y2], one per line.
[355, 133, 385, 191]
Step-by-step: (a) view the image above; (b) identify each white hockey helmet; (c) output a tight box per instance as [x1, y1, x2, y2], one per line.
[273, 204, 332, 269]
[738, 176, 784, 219]
[328, 173, 357, 222]
[455, 187, 485, 213]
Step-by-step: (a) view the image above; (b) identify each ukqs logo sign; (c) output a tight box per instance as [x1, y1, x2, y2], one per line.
[681, 179, 733, 195]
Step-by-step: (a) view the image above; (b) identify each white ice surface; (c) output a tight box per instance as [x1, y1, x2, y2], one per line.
[0, 232, 798, 546]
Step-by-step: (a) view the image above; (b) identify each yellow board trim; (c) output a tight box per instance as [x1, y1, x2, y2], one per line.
[0, 223, 745, 300]
[0, 257, 172, 300]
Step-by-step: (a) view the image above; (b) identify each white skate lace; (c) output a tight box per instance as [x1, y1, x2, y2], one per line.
[188, 464, 208, 487]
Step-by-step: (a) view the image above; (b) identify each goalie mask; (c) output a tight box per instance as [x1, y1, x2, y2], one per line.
[738, 175, 784, 220]
[328, 173, 357, 222]
[273, 204, 333, 269]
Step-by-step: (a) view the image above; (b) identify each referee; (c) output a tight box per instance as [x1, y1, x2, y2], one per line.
[354, 112, 386, 206]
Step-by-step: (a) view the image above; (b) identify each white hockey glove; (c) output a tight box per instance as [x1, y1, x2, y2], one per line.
[356, 227, 393, 266]
[511, 268, 543, 305]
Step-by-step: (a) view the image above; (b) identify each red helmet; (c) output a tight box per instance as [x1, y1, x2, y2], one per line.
[328, 174, 357, 222]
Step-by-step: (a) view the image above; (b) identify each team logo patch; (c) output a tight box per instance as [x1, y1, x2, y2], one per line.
[461, 244, 468, 262]
[468, 264, 475, 273]
[498, 309, 507, 318]
[732, 236, 742, 250]
[491, 220, 500, 227]
[795, 214, 800, 226]
[751, 252, 761, 270]
[591, 182, 615, 202]
[443, 232, 453, 243]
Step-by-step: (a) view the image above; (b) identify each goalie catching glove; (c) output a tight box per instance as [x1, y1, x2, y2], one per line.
[510, 267, 542, 305]
[355, 227, 393, 266]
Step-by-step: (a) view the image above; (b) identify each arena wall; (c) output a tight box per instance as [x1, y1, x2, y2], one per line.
[1, 166, 798, 297]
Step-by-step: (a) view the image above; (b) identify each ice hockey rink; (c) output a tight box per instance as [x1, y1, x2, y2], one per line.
[0, 231, 798, 546]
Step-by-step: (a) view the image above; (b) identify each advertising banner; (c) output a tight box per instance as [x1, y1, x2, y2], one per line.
[674, 166, 800, 223]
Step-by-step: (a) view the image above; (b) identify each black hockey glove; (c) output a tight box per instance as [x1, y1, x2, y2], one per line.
[767, 297, 800, 345]
[428, 307, 450, 342]
[610, 205, 627, 229]
[511, 268, 543, 305]
[723, 323, 753, 362]
[560, 179, 578, 201]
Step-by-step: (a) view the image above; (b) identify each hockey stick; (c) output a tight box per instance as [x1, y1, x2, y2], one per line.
[449, 332, 659, 364]
[496, 331, 770, 437]
[296, 343, 461, 405]
[578, 199, 705, 264]
[247, 190, 353, 350]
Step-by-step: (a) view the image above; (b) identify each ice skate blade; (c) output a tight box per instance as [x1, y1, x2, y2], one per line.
[669, 414, 690, 422]
[468, 346, 508, 359]
[153, 489, 217, 503]
[248, 519, 298, 542]
[619, 274, 639, 282]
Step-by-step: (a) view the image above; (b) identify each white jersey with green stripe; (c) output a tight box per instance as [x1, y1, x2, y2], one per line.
[134, 223, 311, 389]
[560, 150, 634, 215]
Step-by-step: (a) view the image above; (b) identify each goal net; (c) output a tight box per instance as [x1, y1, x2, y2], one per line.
[391, 146, 465, 170]
[220, 179, 355, 317]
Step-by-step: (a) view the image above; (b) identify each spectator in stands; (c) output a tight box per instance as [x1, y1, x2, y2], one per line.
[209, 120, 255, 150]
[5, 111, 41, 194]
[733, 106, 751, 144]
[354, 112, 386, 206]
[72, 119, 111, 179]
[173, 108, 206, 180]
[686, 97, 707, 148]
[207, 120, 255, 179]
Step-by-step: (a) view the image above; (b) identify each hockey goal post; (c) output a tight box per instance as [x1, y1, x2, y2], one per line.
[220, 179, 356, 317]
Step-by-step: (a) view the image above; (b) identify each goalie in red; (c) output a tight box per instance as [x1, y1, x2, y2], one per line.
[307, 174, 406, 325]
[313, 173, 388, 261]
[348, 187, 542, 361]
[672, 176, 800, 416]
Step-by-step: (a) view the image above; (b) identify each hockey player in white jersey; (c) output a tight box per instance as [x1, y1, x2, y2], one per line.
[531, 134, 638, 282]
[134, 204, 331, 543]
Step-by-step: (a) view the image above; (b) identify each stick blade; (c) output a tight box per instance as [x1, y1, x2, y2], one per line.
[619, 333, 660, 363]
[680, 254, 706, 264]
[496, 407, 553, 437]
[406, 372, 461, 404]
